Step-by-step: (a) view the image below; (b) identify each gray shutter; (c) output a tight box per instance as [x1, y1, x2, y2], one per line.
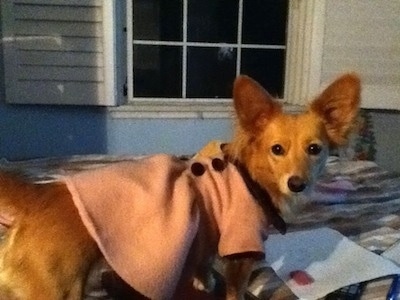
[321, 0, 400, 110]
[1, 0, 119, 106]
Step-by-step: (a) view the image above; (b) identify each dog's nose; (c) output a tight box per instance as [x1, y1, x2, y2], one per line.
[288, 176, 307, 193]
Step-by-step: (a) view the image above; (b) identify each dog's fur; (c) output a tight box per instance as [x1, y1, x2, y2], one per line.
[0, 74, 360, 300]
[0, 173, 100, 299]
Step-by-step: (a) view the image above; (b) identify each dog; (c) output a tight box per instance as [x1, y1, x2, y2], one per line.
[0, 73, 360, 300]
[199, 73, 361, 298]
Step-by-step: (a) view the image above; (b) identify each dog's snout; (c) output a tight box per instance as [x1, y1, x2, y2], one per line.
[288, 176, 307, 193]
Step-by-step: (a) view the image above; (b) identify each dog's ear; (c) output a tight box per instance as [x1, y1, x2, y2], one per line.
[310, 73, 361, 146]
[233, 75, 282, 132]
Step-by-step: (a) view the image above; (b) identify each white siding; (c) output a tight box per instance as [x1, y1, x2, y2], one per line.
[1, 0, 119, 106]
[321, 0, 400, 110]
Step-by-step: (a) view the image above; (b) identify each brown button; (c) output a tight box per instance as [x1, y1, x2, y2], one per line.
[211, 158, 225, 172]
[191, 162, 205, 176]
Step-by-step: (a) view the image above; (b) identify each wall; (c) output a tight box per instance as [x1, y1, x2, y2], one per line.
[0, 4, 108, 161]
[0, 102, 108, 161]
[107, 118, 232, 156]
[371, 111, 400, 173]
[321, 0, 400, 110]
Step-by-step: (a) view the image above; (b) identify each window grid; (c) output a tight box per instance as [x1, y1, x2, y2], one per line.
[129, 0, 286, 102]
[236, 0, 243, 76]
[182, 0, 188, 98]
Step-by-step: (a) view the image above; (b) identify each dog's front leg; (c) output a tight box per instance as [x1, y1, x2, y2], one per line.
[223, 255, 256, 300]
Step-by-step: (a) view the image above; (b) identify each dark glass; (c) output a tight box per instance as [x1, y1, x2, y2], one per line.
[187, 47, 236, 98]
[241, 49, 285, 97]
[187, 0, 238, 43]
[133, 0, 182, 41]
[133, 45, 182, 97]
[242, 0, 288, 45]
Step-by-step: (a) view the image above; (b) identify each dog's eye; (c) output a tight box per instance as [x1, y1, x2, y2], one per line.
[271, 144, 285, 156]
[307, 144, 322, 155]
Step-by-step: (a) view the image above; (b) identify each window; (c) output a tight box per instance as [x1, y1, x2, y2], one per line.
[117, 0, 328, 118]
[127, 0, 288, 104]
[1, 0, 327, 113]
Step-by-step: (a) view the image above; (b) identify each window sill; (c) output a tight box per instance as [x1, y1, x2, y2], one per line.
[109, 99, 304, 119]
[109, 99, 233, 119]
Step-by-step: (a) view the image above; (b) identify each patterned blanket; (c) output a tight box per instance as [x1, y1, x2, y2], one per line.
[247, 157, 400, 300]
[1, 155, 400, 299]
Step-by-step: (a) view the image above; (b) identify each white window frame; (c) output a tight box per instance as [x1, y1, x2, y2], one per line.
[284, 0, 326, 106]
[110, 0, 326, 118]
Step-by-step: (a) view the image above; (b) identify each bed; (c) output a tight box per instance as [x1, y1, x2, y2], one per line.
[245, 156, 400, 299]
[1, 113, 399, 299]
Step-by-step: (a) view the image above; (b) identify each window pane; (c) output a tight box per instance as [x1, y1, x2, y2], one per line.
[187, 0, 238, 43]
[133, 45, 182, 97]
[241, 49, 285, 97]
[242, 0, 288, 45]
[133, 0, 182, 41]
[187, 47, 236, 98]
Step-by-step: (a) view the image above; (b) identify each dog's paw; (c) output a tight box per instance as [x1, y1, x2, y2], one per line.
[192, 276, 216, 293]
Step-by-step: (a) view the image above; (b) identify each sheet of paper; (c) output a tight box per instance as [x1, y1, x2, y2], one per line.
[383, 240, 400, 266]
[265, 228, 400, 300]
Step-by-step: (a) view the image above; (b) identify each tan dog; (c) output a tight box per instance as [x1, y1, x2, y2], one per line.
[200, 73, 360, 298]
[0, 74, 360, 300]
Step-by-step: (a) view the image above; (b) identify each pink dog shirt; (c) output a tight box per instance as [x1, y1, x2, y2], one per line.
[64, 154, 272, 299]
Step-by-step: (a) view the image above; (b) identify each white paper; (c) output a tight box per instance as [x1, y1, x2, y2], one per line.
[265, 228, 400, 300]
[383, 240, 400, 266]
